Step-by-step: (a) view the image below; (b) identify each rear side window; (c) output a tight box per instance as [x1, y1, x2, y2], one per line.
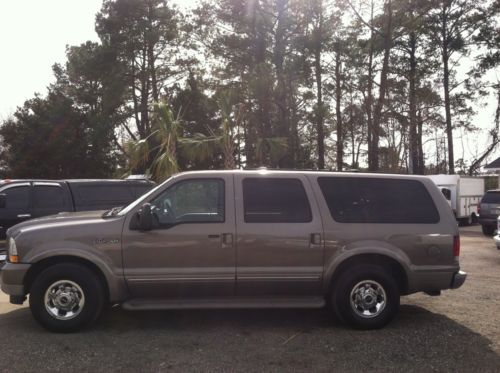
[243, 178, 312, 223]
[33, 186, 66, 209]
[76, 185, 134, 203]
[481, 192, 500, 204]
[318, 177, 439, 224]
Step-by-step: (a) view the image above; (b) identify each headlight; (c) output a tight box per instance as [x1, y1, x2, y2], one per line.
[8, 237, 19, 263]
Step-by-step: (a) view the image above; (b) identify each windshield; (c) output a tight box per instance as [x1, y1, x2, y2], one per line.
[117, 177, 171, 216]
[482, 192, 500, 204]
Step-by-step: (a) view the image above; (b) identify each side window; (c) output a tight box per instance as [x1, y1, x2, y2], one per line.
[317, 177, 440, 224]
[3, 186, 30, 209]
[150, 179, 224, 226]
[33, 186, 66, 209]
[243, 178, 312, 223]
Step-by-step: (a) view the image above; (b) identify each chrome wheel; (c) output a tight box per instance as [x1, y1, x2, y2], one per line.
[44, 280, 85, 320]
[349, 280, 387, 319]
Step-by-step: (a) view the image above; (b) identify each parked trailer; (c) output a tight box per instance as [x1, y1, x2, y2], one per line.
[428, 175, 484, 225]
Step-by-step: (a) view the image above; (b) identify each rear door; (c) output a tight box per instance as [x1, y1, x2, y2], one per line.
[234, 173, 324, 296]
[32, 182, 72, 218]
[0, 182, 32, 238]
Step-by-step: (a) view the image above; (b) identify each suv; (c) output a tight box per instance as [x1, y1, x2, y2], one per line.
[0, 179, 155, 240]
[478, 190, 500, 235]
[1, 171, 466, 332]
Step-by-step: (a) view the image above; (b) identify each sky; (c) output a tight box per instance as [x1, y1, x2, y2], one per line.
[0, 0, 498, 166]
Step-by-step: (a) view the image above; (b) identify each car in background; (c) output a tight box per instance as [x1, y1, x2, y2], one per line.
[478, 189, 500, 235]
[0, 178, 155, 241]
[493, 216, 500, 250]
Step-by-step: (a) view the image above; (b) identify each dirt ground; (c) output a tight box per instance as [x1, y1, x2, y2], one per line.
[0, 226, 499, 372]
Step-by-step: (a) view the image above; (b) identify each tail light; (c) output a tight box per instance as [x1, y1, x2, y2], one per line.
[477, 204, 481, 216]
[453, 235, 460, 258]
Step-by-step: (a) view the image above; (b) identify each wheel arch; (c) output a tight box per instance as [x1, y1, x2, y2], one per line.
[326, 253, 409, 296]
[24, 256, 111, 302]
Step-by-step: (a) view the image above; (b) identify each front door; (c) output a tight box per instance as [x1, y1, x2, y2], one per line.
[122, 174, 236, 298]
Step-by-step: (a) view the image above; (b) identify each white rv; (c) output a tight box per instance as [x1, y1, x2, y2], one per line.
[428, 174, 484, 225]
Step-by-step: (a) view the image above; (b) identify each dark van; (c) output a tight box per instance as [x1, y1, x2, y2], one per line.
[0, 179, 155, 240]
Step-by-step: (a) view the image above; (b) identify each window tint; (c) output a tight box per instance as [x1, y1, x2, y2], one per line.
[33, 186, 66, 209]
[481, 192, 500, 204]
[243, 178, 312, 223]
[77, 185, 134, 203]
[318, 177, 439, 224]
[151, 179, 224, 226]
[4, 186, 30, 209]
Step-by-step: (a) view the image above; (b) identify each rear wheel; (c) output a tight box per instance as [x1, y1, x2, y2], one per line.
[481, 225, 495, 236]
[29, 263, 104, 332]
[331, 264, 400, 329]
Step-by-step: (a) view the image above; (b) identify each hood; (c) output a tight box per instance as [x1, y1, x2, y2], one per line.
[7, 210, 107, 238]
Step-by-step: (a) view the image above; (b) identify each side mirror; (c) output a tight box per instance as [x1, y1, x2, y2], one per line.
[138, 203, 153, 231]
[0, 194, 6, 208]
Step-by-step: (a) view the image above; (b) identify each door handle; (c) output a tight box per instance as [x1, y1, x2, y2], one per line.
[310, 233, 322, 245]
[17, 214, 31, 218]
[222, 233, 233, 246]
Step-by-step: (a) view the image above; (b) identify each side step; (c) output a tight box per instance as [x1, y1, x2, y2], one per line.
[122, 297, 325, 311]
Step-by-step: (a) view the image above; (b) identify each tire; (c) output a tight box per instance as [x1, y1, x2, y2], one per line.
[481, 225, 495, 236]
[29, 263, 104, 333]
[331, 264, 400, 330]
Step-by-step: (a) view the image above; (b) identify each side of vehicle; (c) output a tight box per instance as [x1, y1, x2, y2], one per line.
[493, 216, 500, 249]
[428, 174, 484, 225]
[479, 190, 500, 236]
[1, 171, 465, 332]
[0, 179, 154, 240]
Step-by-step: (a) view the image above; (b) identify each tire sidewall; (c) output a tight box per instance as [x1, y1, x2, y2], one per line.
[29, 263, 104, 333]
[332, 264, 400, 330]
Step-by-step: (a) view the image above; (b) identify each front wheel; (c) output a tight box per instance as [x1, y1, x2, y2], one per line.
[29, 263, 104, 332]
[331, 264, 400, 329]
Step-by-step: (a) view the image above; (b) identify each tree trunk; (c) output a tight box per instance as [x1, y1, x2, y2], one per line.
[313, 1, 325, 170]
[365, 1, 375, 169]
[408, 31, 419, 174]
[370, 0, 393, 172]
[335, 42, 343, 171]
[441, 4, 454, 174]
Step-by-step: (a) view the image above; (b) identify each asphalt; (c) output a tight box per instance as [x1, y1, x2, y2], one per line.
[0, 226, 499, 372]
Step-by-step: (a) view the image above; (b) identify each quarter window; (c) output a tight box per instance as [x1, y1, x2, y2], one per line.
[150, 179, 224, 226]
[243, 178, 312, 223]
[318, 177, 440, 224]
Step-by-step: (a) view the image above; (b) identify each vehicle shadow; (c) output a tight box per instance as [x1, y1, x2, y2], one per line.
[0, 304, 498, 372]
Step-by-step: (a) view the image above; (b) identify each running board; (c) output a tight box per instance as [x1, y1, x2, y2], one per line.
[122, 297, 325, 311]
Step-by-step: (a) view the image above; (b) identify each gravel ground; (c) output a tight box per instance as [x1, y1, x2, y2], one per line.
[0, 226, 499, 372]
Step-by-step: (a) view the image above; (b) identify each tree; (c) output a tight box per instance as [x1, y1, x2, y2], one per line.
[427, 0, 488, 174]
[0, 91, 117, 178]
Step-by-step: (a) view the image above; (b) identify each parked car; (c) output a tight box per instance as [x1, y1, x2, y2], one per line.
[0, 179, 155, 240]
[428, 174, 484, 225]
[493, 216, 500, 249]
[1, 170, 466, 332]
[478, 189, 500, 235]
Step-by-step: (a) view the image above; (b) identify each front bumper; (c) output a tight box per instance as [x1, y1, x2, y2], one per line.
[494, 235, 500, 249]
[450, 270, 467, 289]
[0, 262, 31, 296]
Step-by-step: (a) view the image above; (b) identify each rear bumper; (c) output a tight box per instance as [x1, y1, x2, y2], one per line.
[450, 270, 467, 289]
[0, 262, 31, 296]
[478, 217, 498, 226]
